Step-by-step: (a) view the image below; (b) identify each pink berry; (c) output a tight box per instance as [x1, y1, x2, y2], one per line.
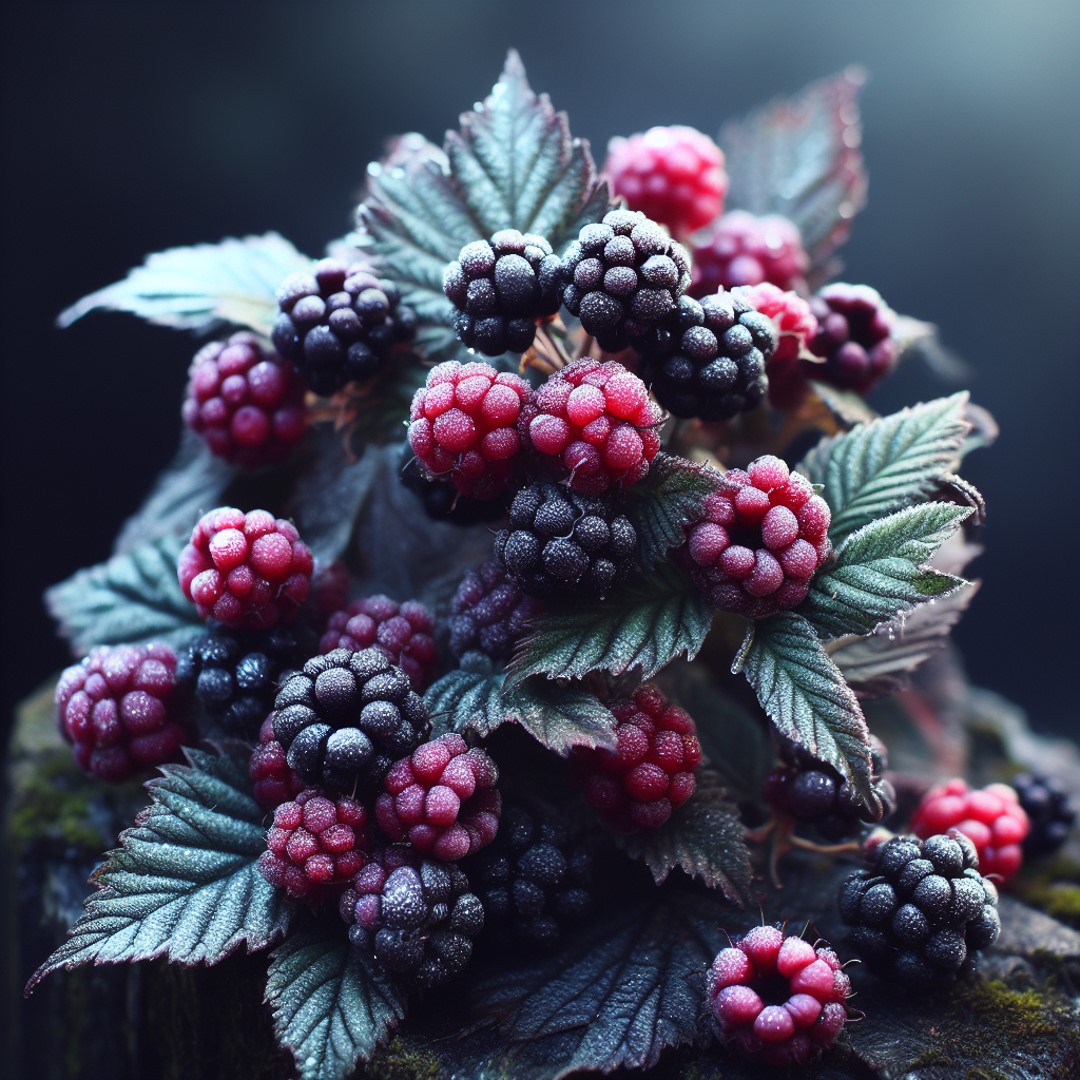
[690, 210, 809, 298]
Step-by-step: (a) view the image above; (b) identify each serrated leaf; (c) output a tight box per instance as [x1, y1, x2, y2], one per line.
[615, 772, 752, 903]
[25, 747, 291, 991]
[737, 612, 876, 811]
[505, 564, 712, 690]
[721, 69, 868, 277]
[623, 452, 723, 568]
[425, 654, 507, 738]
[804, 502, 972, 638]
[58, 232, 310, 336]
[46, 535, 203, 656]
[829, 580, 981, 697]
[799, 393, 972, 543]
[266, 920, 405, 1080]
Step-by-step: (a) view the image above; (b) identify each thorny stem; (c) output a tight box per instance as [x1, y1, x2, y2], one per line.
[746, 816, 861, 889]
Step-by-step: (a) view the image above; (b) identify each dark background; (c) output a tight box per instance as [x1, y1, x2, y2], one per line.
[3, 0, 1078, 743]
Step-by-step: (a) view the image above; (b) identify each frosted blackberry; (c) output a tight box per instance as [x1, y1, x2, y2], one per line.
[273, 258, 416, 395]
[634, 291, 776, 421]
[808, 283, 897, 395]
[176, 626, 305, 738]
[561, 208, 691, 350]
[494, 482, 638, 598]
[1013, 773, 1076, 857]
[467, 803, 593, 947]
[689, 210, 809, 298]
[839, 832, 1001, 988]
[443, 230, 562, 356]
[448, 560, 544, 664]
[343, 855, 484, 988]
[271, 648, 430, 793]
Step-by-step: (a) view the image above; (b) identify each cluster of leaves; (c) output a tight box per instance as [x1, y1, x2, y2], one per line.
[30, 52, 995, 1080]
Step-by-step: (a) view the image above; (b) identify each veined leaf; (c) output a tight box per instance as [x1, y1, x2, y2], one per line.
[736, 612, 876, 811]
[799, 392, 972, 543]
[266, 920, 404, 1080]
[58, 232, 310, 336]
[804, 502, 972, 638]
[25, 747, 292, 991]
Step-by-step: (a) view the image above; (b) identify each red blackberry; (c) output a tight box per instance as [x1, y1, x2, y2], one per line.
[519, 357, 663, 494]
[1013, 772, 1077, 857]
[448, 560, 544, 664]
[271, 648, 429, 793]
[467, 802, 593, 947]
[572, 683, 701, 833]
[681, 455, 832, 619]
[319, 594, 437, 693]
[258, 788, 370, 900]
[442, 230, 562, 356]
[181, 332, 307, 468]
[375, 733, 501, 861]
[839, 832, 1001, 988]
[342, 851, 485, 987]
[706, 926, 851, 1067]
[561, 208, 691, 351]
[689, 210, 809, 298]
[56, 644, 191, 783]
[249, 716, 306, 812]
[494, 482, 638, 598]
[633, 291, 775, 421]
[603, 125, 727, 238]
[407, 360, 533, 500]
[272, 259, 416, 395]
[808, 284, 897, 395]
[177, 507, 314, 630]
[911, 779, 1029, 882]
[400, 451, 508, 526]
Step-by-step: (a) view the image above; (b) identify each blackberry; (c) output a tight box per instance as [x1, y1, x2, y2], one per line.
[271, 648, 430, 793]
[273, 259, 416, 395]
[442, 230, 562, 356]
[494, 482, 638, 598]
[343, 853, 484, 988]
[561, 208, 691, 350]
[634, 292, 776, 421]
[839, 832, 1001, 988]
[689, 210, 809, 298]
[176, 625, 305, 738]
[808, 284, 897, 395]
[400, 450, 507, 526]
[467, 802, 593, 947]
[1013, 772, 1077, 857]
[448, 560, 544, 664]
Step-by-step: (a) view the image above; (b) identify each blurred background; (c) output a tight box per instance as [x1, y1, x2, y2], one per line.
[3, 0, 1078, 744]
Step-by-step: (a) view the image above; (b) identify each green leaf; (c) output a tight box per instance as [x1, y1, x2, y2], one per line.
[266, 920, 405, 1080]
[614, 772, 752, 903]
[25, 746, 292, 992]
[799, 393, 972, 544]
[736, 612, 876, 811]
[505, 563, 712, 690]
[57, 232, 310, 337]
[721, 69, 868, 277]
[804, 502, 972, 638]
[46, 535, 203, 656]
[623, 452, 723, 568]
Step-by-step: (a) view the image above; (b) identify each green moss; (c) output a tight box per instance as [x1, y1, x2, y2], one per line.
[1014, 852, 1080, 927]
[361, 1039, 441, 1080]
[953, 979, 1062, 1043]
[8, 753, 107, 854]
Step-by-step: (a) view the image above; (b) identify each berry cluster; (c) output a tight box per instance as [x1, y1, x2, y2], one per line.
[840, 832, 1001, 988]
[682, 455, 832, 618]
[448, 560, 543, 663]
[706, 926, 850, 1067]
[1013, 772, 1077, 857]
[689, 210, 809, 297]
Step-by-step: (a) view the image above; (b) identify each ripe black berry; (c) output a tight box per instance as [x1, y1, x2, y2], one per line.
[1012, 772, 1076, 858]
[448, 560, 544, 664]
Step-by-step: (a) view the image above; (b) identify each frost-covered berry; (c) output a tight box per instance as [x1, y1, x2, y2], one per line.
[408, 360, 533, 500]
[249, 716, 306, 811]
[603, 125, 727, 238]
[572, 684, 701, 832]
[319, 595, 437, 693]
[706, 926, 851, 1067]
[182, 333, 307, 468]
[681, 456, 832, 619]
[56, 644, 191, 782]
[258, 789, 370, 899]
[400, 451, 508, 526]
[448, 560, 544, 664]
[911, 779, 1030, 882]
[1013, 772, 1077, 857]
[177, 507, 313, 630]
[689, 210, 809, 298]
[375, 733, 501, 861]
[519, 357, 663, 494]
[808, 284, 897, 395]
[443, 230, 562, 356]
